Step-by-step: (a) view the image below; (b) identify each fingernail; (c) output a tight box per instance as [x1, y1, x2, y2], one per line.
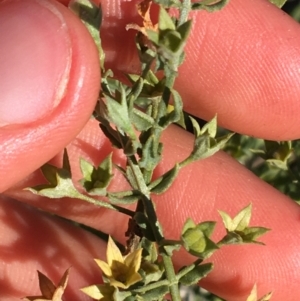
[0, 0, 72, 126]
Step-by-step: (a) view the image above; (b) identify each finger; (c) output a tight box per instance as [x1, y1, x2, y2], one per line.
[177, 0, 300, 140]
[0, 0, 100, 192]
[6, 121, 300, 301]
[101, 0, 300, 140]
[0, 196, 106, 301]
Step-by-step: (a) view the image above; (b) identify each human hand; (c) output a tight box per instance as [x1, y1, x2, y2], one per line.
[1, 0, 300, 300]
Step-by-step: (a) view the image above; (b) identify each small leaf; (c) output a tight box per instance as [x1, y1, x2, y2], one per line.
[141, 261, 164, 284]
[159, 89, 183, 128]
[136, 286, 169, 301]
[105, 84, 138, 143]
[218, 205, 270, 245]
[182, 218, 196, 234]
[69, 0, 105, 69]
[131, 108, 154, 131]
[148, 164, 179, 194]
[158, 7, 175, 31]
[268, 0, 287, 8]
[192, 0, 229, 12]
[176, 19, 192, 46]
[26, 167, 79, 199]
[79, 154, 113, 196]
[219, 204, 252, 232]
[181, 116, 233, 166]
[200, 115, 217, 137]
[108, 190, 140, 205]
[238, 227, 270, 244]
[181, 221, 219, 259]
[197, 221, 217, 238]
[218, 232, 243, 245]
[179, 263, 213, 285]
[138, 132, 163, 173]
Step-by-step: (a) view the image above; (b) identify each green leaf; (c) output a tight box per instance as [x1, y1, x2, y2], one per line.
[158, 7, 176, 31]
[107, 190, 140, 205]
[147, 30, 160, 46]
[79, 154, 113, 196]
[238, 227, 270, 244]
[217, 232, 243, 245]
[113, 288, 131, 301]
[27, 168, 79, 199]
[140, 261, 164, 284]
[26, 153, 117, 211]
[200, 115, 217, 137]
[131, 108, 155, 131]
[26, 150, 80, 199]
[177, 20, 193, 46]
[39, 164, 62, 187]
[192, 0, 229, 12]
[104, 83, 138, 143]
[140, 238, 158, 263]
[161, 30, 182, 53]
[138, 132, 163, 173]
[159, 89, 183, 128]
[148, 164, 179, 194]
[218, 227, 270, 246]
[268, 0, 287, 8]
[136, 286, 169, 301]
[197, 221, 217, 238]
[179, 263, 213, 285]
[181, 218, 196, 234]
[218, 205, 270, 245]
[181, 116, 233, 166]
[69, 0, 105, 69]
[190, 132, 234, 162]
[181, 220, 219, 259]
[182, 219, 216, 238]
[219, 204, 252, 232]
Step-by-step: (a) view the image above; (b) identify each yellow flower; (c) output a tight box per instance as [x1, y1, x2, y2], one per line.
[95, 236, 143, 289]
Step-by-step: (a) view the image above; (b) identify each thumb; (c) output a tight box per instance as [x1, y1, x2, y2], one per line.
[0, 0, 100, 192]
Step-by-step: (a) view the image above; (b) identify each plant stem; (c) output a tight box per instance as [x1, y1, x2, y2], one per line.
[75, 192, 134, 217]
[161, 254, 181, 301]
[178, 0, 191, 26]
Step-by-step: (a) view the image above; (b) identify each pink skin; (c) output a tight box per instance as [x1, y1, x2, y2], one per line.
[1, 0, 300, 300]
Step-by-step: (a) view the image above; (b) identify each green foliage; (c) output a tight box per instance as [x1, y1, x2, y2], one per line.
[181, 219, 219, 259]
[25, 0, 286, 300]
[79, 153, 113, 196]
[223, 133, 300, 203]
[218, 204, 270, 246]
[180, 116, 234, 167]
